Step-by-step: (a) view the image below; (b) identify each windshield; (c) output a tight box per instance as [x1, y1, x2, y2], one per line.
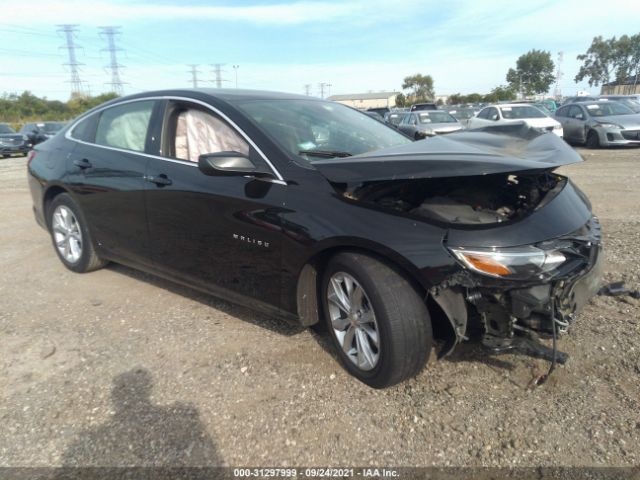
[584, 102, 634, 117]
[235, 99, 411, 161]
[418, 111, 457, 123]
[500, 106, 547, 119]
[0, 124, 16, 134]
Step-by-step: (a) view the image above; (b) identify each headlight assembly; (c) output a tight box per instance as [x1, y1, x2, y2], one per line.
[595, 122, 623, 129]
[448, 246, 566, 280]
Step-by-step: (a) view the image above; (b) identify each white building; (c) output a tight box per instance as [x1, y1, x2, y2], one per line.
[327, 91, 401, 109]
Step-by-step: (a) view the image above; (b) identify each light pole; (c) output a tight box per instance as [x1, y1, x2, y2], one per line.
[233, 65, 239, 88]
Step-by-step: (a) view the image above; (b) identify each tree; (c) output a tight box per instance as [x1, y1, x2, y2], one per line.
[395, 93, 407, 108]
[506, 49, 555, 96]
[575, 36, 618, 86]
[483, 85, 517, 103]
[401, 74, 434, 102]
[614, 33, 640, 93]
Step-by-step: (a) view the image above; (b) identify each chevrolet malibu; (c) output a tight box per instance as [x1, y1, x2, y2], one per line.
[28, 89, 602, 388]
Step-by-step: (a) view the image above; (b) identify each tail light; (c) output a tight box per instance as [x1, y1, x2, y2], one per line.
[27, 150, 36, 167]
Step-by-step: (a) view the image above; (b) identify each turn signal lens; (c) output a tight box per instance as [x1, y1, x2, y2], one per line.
[462, 253, 512, 276]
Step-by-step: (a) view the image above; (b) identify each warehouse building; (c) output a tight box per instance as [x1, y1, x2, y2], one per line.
[327, 91, 400, 109]
[600, 77, 640, 95]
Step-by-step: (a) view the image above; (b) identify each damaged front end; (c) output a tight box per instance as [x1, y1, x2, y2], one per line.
[315, 126, 603, 368]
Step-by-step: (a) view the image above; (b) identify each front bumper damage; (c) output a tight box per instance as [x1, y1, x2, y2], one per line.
[432, 217, 603, 363]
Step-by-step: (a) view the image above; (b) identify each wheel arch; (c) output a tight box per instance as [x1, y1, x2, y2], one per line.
[294, 241, 457, 355]
[42, 184, 71, 229]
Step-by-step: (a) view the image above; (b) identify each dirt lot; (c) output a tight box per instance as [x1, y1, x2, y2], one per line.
[0, 147, 639, 468]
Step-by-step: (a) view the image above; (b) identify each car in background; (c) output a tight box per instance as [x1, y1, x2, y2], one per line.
[366, 107, 390, 118]
[468, 104, 563, 136]
[598, 95, 640, 114]
[398, 110, 463, 139]
[409, 103, 438, 111]
[562, 96, 598, 105]
[0, 123, 31, 158]
[19, 122, 66, 146]
[27, 88, 602, 388]
[555, 100, 640, 148]
[447, 107, 478, 128]
[383, 111, 408, 129]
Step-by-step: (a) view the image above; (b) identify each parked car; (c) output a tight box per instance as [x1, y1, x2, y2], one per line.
[19, 121, 66, 145]
[468, 104, 563, 136]
[409, 103, 438, 111]
[383, 111, 408, 128]
[555, 100, 640, 147]
[0, 123, 31, 157]
[446, 108, 477, 128]
[598, 95, 640, 113]
[366, 107, 390, 117]
[28, 89, 602, 388]
[397, 111, 464, 139]
[562, 96, 598, 105]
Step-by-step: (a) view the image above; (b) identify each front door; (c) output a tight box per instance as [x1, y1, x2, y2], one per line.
[144, 100, 285, 310]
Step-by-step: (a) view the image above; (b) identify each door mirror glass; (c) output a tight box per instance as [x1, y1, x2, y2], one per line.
[198, 151, 270, 177]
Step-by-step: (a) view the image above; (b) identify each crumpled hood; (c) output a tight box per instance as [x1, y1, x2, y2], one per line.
[314, 124, 582, 183]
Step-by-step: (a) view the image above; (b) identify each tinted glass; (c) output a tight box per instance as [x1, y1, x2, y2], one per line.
[70, 114, 99, 142]
[235, 99, 411, 161]
[418, 111, 458, 123]
[0, 124, 15, 134]
[555, 107, 568, 117]
[582, 102, 633, 117]
[95, 101, 154, 152]
[500, 106, 547, 119]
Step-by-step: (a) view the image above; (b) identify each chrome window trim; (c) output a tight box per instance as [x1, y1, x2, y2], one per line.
[64, 95, 286, 183]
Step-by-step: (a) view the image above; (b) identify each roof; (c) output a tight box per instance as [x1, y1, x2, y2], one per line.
[603, 77, 640, 87]
[118, 88, 315, 103]
[327, 91, 400, 101]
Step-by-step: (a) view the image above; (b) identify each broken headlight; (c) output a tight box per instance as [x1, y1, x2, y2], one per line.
[449, 246, 566, 280]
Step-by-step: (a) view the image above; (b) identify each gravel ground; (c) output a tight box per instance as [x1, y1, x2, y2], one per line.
[0, 147, 639, 469]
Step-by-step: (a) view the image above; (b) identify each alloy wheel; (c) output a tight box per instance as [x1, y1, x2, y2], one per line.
[327, 272, 380, 371]
[52, 205, 83, 264]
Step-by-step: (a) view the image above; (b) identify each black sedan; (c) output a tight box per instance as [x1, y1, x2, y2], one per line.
[28, 89, 602, 388]
[0, 123, 32, 157]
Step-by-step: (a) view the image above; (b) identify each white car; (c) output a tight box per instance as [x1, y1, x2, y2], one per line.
[468, 104, 563, 137]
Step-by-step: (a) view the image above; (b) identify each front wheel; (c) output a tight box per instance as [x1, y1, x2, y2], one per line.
[321, 252, 432, 388]
[586, 130, 600, 148]
[48, 193, 107, 273]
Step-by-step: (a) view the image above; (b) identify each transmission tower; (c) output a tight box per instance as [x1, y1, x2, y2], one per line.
[211, 64, 226, 88]
[304, 84, 312, 96]
[99, 26, 126, 95]
[187, 64, 201, 88]
[554, 51, 564, 99]
[318, 82, 332, 99]
[56, 24, 84, 98]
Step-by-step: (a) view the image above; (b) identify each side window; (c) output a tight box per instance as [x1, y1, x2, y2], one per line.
[555, 107, 567, 118]
[95, 101, 154, 152]
[487, 107, 499, 120]
[477, 108, 489, 119]
[164, 103, 250, 163]
[70, 113, 99, 142]
[568, 106, 583, 119]
[409, 114, 417, 125]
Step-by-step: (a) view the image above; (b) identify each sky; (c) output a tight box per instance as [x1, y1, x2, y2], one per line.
[1, 0, 639, 101]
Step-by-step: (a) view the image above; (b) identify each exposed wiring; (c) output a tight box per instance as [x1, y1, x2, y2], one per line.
[536, 298, 557, 386]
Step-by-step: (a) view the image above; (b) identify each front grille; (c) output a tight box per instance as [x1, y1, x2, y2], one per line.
[622, 130, 640, 140]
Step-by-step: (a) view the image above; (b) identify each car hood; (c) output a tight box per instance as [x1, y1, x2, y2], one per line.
[595, 114, 640, 128]
[314, 124, 582, 183]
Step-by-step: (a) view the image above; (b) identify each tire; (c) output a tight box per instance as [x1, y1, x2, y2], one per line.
[321, 252, 432, 388]
[586, 130, 600, 149]
[48, 193, 107, 273]
[414, 132, 422, 141]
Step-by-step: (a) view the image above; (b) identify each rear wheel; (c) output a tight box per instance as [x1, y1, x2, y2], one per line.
[48, 193, 107, 273]
[586, 130, 600, 148]
[321, 252, 432, 388]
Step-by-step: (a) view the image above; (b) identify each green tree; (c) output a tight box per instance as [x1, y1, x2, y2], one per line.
[483, 85, 517, 103]
[575, 36, 618, 86]
[395, 93, 407, 108]
[506, 49, 555, 96]
[614, 33, 640, 92]
[401, 73, 435, 102]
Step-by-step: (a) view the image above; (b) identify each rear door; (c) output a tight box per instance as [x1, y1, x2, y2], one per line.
[143, 99, 286, 310]
[66, 99, 158, 267]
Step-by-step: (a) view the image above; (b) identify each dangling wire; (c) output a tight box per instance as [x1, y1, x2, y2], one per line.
[536, 298, 557, 386]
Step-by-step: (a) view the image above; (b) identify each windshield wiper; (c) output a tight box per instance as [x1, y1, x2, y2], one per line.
[299, 149, 353, 158]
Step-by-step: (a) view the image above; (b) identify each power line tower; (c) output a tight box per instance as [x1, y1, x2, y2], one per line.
[318, 82, 332, 99]
[554, 51, 564, 99]
[56, 24, 84, 98]
[211, 63, 226, 88]
[304, 84, 311, 96]
[99, 26, 126, 95]
[187, 64, 201, 88]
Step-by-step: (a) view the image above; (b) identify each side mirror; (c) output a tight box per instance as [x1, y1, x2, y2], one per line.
[198, 151, 271, 178]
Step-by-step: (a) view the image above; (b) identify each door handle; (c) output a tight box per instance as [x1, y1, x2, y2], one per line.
[73, 158, 92, 169]
[145, 174, 172, 186]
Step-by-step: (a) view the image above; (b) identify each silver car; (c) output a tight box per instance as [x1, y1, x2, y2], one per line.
[397, 111, 463, 139]
[555, 101, 640, 148]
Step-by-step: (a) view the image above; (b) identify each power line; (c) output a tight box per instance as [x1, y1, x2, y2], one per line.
[99, 26, 126, 95]
[56, 24, 85, 98]
[210, 63, 227, 88]
[318, 82, 331, 99]
[187, 64, 201, 88]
